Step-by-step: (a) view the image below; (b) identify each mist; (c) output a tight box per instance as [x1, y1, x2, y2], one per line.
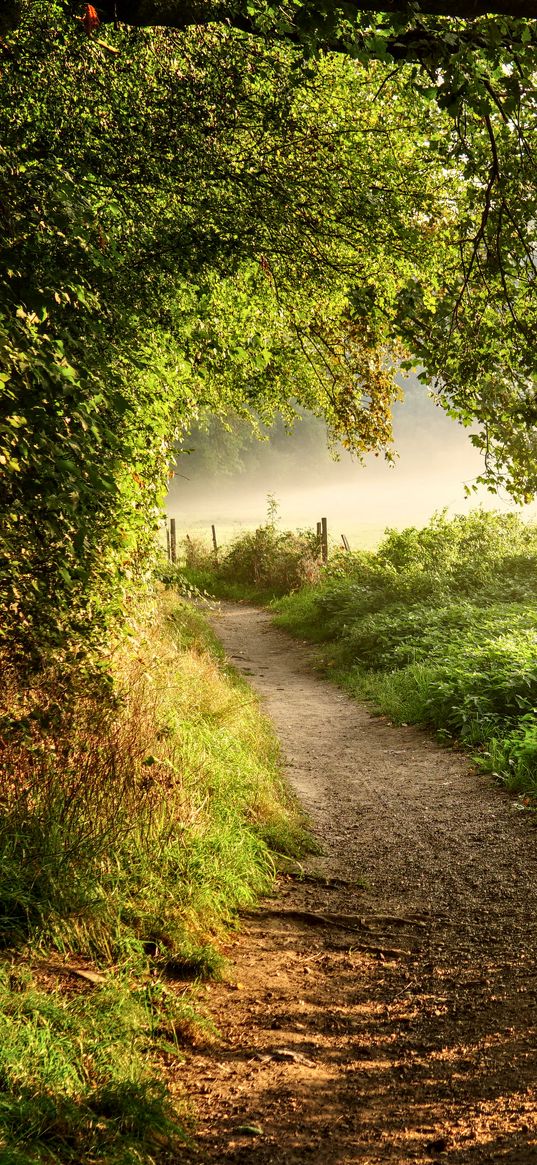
[167, 374, 537, 550]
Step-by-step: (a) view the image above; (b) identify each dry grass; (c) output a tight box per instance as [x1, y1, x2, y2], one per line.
[0, 591, 313, 1162]
[0, 590, 308, 955]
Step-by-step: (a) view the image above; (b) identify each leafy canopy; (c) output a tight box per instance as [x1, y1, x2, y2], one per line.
[2, 0, 537, 666]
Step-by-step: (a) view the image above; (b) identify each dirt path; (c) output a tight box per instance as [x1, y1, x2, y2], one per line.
[178, 603, 537, 1164]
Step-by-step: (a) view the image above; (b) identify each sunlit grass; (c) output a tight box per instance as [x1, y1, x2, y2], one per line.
[0, 966, 193, 1164]
[0, 594, 311, 1161]
[271, 511, 537, 799]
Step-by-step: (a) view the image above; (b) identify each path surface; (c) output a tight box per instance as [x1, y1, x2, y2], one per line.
[179, 603, 537, 1164]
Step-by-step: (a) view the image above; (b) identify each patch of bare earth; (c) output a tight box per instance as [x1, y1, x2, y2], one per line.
[175, 603, 537, 1164]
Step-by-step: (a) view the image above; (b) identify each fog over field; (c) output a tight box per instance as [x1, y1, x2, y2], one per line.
[167, 375, 537, 550]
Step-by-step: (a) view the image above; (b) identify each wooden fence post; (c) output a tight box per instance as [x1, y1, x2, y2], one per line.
[341, 534, 350, 552]
[166, 524, 171, 561]
[170, 518, 177, 564]
[211, 524, 218, 558]
[321, 517, 328, 563]
[316, 520, 322, 554]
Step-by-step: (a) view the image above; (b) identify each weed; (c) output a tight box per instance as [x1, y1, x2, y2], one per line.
[181, 501, 322, 599]
[273, 510, 537, 798]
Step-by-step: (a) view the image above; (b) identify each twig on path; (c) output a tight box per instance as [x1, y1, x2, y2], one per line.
[240, 908, 423, 956]
[251, 929, 411, 956]
[281, 872, 365, 891]
[391, 978, 419, 1001]
[240, 907, 426, 931]
[327, 940, 413, 957]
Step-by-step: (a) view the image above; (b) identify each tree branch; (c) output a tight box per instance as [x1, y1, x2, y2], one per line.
[6, 0, 537, 44]
[98, 0, 537, 26]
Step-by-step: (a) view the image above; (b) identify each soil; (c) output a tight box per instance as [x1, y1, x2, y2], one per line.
[177, 603, 537, 1164]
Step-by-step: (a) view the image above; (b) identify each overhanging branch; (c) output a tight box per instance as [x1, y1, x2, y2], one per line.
[5, 0, 537, 40]
[97, 0, 537, 25]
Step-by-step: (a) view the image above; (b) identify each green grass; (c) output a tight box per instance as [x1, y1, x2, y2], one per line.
[180, 568, 281, 606]
[0, 966, 196, 1164]
[0, 593, 313, 1161]
[272, 586, 335, 641]
[272, 511, 537, 800]
[0, 595, 310, 959]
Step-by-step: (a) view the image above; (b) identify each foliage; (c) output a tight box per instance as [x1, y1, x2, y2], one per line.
[0, 594, 310, 954]
[183, 501, 322, 597]
[0, 595, 312, 1160]
[273, 511, 537, 796]
[178, 409, 331, 480]
[219, 525, 321, 596]
[0, 969, 190, 1164]
[1, 5, 428, 668]
[3, 0, 537, 672]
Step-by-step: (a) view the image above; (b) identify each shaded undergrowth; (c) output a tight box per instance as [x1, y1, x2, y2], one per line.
[0, 594, 310, 1162]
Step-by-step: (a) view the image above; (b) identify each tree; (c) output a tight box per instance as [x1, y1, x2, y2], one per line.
[0, 8, 423, 663]
[4, 0, 537, 36]
[6, 3, 536, 484]
[87, 0, 537, 77]
[1, 0, 537, 668]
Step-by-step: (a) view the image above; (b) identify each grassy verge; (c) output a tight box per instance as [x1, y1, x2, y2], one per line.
[273, 511, 537, 801]
[0, 593, 311, 1163]
[0, 968, 193, 1165]
[178, 567, 280, 606]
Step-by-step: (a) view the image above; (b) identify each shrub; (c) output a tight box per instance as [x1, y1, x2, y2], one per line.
[180, 500, 324, 599]
[182, 536, 216, 574]
[219, 523, 321, 595]
[273, 510, 537, 797]
[311, 510, 537, 633]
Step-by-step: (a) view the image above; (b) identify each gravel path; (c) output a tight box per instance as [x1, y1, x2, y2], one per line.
[179, 602, 537, 1165]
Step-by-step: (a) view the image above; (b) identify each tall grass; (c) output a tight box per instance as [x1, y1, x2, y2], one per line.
[181, 502, 322, 599]
[0, 967, 192, 1164]
[0, 595, 308, 958]
[0, 593, 310, 1161]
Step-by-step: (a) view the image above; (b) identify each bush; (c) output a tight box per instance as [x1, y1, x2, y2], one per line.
[308, 511, 537, 628]
[273, 510, 537, 797]
[180, 501, 323, 599]
[182, 536, 217, 575]
[218, 523, 321, 595]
